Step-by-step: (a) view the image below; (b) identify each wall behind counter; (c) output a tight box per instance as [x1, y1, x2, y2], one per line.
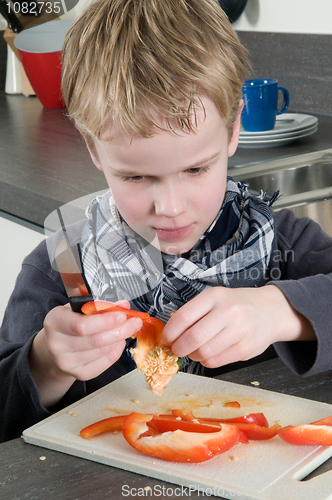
[238, 31, 332, 117]
[233, 0, 332, 35]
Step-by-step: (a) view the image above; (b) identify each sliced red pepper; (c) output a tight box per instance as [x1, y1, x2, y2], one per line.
[122, 412, 240, 463]
[311, 415, 332, 426]
[230, 423, 280, 440]
[171, 409, 269, 428]
[196, 419, 279, 440]
[148, 415, 249, 444]
[170, 409, 276, 440]
[148, 415, 222, 434]
[81, 300, 150, 319]
[80, 415, 127, 439]
[202, 413, 269, 427]
[224, 401, 241, 408]
[278, 423, 332, 446]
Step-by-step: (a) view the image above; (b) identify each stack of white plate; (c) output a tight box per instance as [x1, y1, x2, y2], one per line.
[239, 113, 318, 148]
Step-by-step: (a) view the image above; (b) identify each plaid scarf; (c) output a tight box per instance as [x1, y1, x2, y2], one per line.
[81, 178, 276, 325]
[81, 178, 276, 374]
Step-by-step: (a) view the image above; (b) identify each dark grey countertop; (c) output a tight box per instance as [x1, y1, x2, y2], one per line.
[1, 91, 332, 227]
[0, 92, 107, 228]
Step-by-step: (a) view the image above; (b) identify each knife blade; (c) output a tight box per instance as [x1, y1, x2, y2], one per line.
[54, 220, 94, 313]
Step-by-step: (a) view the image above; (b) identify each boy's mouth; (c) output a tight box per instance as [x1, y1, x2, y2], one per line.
[153, 225, 194, 240]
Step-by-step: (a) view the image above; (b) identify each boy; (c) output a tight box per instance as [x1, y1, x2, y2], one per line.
[1, 0, 331, 443]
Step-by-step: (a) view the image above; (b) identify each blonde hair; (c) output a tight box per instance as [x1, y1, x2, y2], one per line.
[62, 0, 250, 143]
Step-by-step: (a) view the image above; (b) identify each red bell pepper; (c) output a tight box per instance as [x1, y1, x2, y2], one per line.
[194, 419, 279, 440]
[130, 317, 180, 396]
[131, 316, 164, 342]
[224, 401, 241, 408]
[171, 409, 269, 428]
[80, 415, 127, 439]
[79, 413, 221, 439]
[170, 409, 275, 439]
[81, 300, 150, 319]
[82, 302, 178, 396]
[79, 409, 274, 443]
[202, 413, 269, 427]
[147, 415, 249, 444]
[311, 415, 332, 426]
[148, 415, 225, 434]
[278, 421, 332, 446]
[122, 412, 240, 463]
[229, 422, 280, 440]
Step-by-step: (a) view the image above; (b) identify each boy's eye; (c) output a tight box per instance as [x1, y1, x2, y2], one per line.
[186, 166, 209, 175]
[124, 175, 145, 182]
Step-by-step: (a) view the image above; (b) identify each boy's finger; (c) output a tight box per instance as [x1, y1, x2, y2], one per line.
[167, 308, 226, 357]
[161, 293, 215, 345]
[78, 317, 142, 351]
[199, 343, 247, 370]
[188, 328, 234, 363]
[57, 339, 126, 380]
[63, 339, 126, 366]
[69, 309, 129, 337]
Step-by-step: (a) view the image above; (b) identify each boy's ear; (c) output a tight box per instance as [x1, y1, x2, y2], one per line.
[83, 136, 103, 171]
[228, 100, 244, 158]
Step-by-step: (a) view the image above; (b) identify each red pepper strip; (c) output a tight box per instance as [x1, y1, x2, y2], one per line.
[229, 423, 280, 440]
[148, 416, 249, 444]
[122, 412, 240, 463]
[80, 415, 127, 439]
[171, 409, 269, 428]
[80, 412, 178, 439]
[196, 420, 280, 440]
[278, 424, 332, 446]
[170, 410, 278, 440]
[237, 413, 269, 427]
[201, 413, 269, 428]
[148, 415, 223, 434]
[224, 401, 241, 408]
[311, 415, 332, 426]
[81, 300, 150, 320]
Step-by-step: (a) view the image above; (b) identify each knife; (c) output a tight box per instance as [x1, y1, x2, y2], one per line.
[0, 0, 22, 32]
[54, 210, 94, 313]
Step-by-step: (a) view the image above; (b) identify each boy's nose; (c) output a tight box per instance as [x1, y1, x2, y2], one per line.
[154, 181, 188, 218]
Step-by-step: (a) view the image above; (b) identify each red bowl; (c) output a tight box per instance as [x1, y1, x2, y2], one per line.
[14, 21, 72, 109]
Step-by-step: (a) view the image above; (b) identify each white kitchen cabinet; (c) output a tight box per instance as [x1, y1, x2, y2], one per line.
[0, 212, 44, 322]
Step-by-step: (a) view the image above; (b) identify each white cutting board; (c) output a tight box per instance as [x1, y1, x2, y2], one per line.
[23, 370, 332, 500]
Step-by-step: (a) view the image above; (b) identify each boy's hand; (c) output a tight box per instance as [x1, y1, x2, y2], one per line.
[161, 286, 315, 369]
[29, 301, 142, 407]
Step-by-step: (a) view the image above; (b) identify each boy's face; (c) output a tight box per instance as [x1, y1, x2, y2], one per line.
[88, 95, 241, 255]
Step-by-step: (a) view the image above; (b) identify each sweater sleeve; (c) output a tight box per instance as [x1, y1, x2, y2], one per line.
[269, 209, 332, 376]
[0, 239, 80, 442]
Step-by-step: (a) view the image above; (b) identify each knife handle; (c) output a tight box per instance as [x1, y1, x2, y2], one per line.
[69, 295, 95, 314]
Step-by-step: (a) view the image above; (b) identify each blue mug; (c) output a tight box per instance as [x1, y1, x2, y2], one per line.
[241, 79, 290, 132]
